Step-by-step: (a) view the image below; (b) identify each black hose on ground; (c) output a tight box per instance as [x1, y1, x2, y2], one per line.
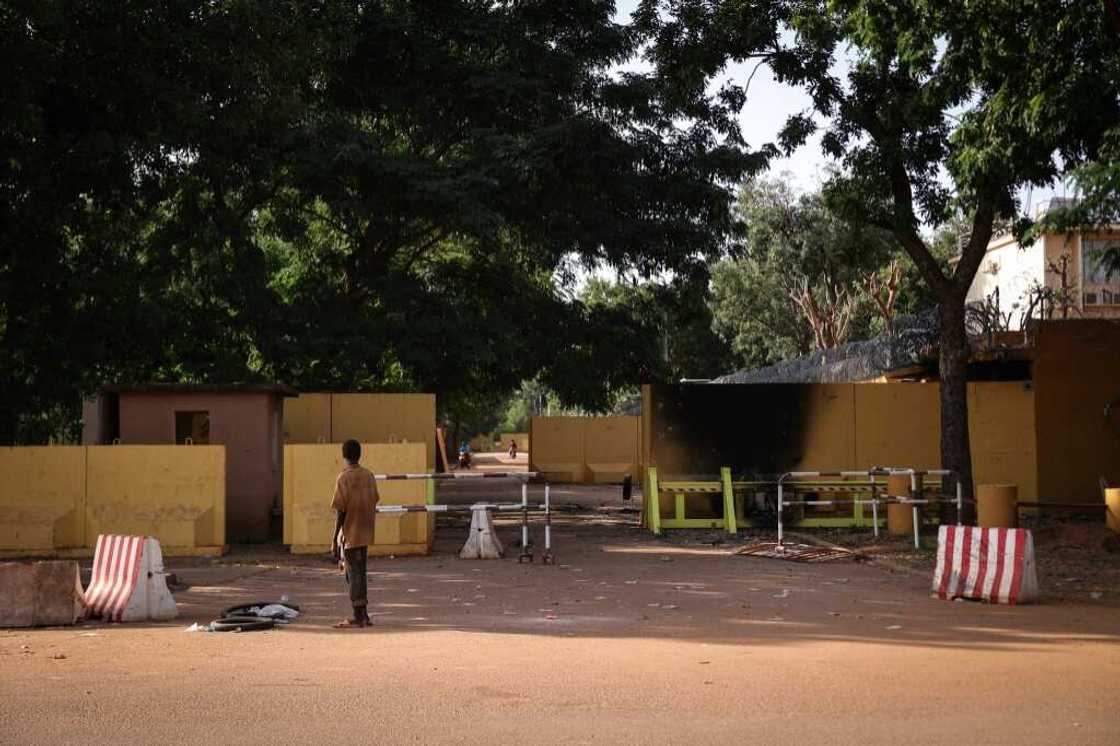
[210, 615, 275, 633]
[209, 601, 299, 633]
[221, 601, 300, 617]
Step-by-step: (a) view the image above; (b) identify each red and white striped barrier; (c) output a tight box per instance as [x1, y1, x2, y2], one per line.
[931, 525, 1039, 604]
[83, 535, 178, 622]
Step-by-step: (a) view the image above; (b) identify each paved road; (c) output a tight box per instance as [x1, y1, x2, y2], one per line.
[2, 520, 1117, 745]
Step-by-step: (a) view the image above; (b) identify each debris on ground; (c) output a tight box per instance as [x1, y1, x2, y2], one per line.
[736, 542, 856, 563]
[186, 600, 302, 634]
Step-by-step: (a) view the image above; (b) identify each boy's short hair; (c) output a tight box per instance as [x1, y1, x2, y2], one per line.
[342, 439, 361, 462]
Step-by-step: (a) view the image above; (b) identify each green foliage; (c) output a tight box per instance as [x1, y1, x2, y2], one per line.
[581, 270, 732, 381]
[710, 178, 934, 368]
[710, 256, 809, 369]
[0, 0, 770, 444]
[637, 0, 1120, 491]
[1033, 128, 1120, 280]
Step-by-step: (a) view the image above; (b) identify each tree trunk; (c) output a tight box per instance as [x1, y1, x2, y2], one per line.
[937, 300, 975, 524]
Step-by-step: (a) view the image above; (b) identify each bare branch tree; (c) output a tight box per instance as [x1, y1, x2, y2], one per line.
[788, 277, 858, 349]
[867, 259, 903, 334]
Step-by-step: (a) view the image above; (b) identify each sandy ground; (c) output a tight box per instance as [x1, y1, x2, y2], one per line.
[3, 486, 1119, 745]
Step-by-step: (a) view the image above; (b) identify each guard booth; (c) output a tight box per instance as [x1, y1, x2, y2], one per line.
[83, 383, 296, 543]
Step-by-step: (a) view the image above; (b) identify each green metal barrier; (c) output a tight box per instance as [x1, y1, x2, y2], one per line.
[646, 468, 946, 535]
[647, 467, 748, 535]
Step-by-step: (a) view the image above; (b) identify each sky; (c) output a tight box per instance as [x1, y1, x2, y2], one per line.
[612, 1, 827, 193]
[567, 1, 1068, 292]
[610, 0, 1065, 210]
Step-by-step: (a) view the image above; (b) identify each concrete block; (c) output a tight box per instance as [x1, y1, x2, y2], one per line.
[459, 508, 504, 559]
[0, 561, 82, 627]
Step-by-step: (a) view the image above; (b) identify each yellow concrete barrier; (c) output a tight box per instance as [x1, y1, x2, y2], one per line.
[85, 446, 226, 555]
[582, 418, 639, 483]
[529, 417, 640, 484]
[0, 447, 86, 553]
[331, 394, 436, 469]
[976, 484, 1018, 528]
[282, 393, 332, 443]
[529, 418, 587, 482]
[854, 384, 938, 470]
[284, 393, 436, 469]
[968, 383, 1037, 503]
[283, 443, 431, 555]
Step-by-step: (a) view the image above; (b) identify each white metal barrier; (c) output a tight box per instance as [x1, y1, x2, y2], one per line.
[777, 468, 964, 548]
[373, 479, 554, 563]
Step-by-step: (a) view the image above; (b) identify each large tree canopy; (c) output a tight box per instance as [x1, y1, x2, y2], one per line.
[0, 0, 765, 443]
[636, 0, 1120, 500]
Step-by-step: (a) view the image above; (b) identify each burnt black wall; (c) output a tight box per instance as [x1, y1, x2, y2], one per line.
[649, 384, 816, 479]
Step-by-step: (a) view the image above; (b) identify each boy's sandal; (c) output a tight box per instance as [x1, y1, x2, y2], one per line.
[333, 618, 366, 629]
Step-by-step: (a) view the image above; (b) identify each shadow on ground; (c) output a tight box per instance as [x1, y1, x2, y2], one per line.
[137, 516, 1120, 654]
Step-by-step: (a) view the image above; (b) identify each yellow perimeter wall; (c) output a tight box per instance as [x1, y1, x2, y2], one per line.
[283, 393, 436, 470]
[283, 442, 432, 555]
[641, 382, 1038, 501]
[529, 417, 640, 483]
[0, 445, 226, 556]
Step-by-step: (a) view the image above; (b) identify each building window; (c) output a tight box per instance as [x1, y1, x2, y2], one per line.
[175, 411, 210, 444]
[1079, 235, 1115, 286]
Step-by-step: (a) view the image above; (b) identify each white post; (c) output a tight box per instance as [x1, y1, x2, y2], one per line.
[869, 474, 878, 538]
[912, 505, 920, 549]
[521, 482, 529, 551]
[544, 483, 552, 554]
[777, 482, 784, 545]
[956, 479, 963, 525]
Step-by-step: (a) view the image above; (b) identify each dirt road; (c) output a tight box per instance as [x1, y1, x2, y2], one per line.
[2, 517, 1118, 745]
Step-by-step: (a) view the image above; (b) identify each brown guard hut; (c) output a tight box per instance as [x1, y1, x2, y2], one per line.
[83, 383, 298, 543]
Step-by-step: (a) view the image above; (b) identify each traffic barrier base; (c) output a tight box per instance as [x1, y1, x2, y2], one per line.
[459, 507, 504, 560]
[931, 525, 1039, 604]
[83, 535, 178, 622]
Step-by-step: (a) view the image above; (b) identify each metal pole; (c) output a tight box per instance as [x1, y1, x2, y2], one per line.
[518, 482, 532, 563]
[869, 474, 878, 538]
[371, 471, 539, 481]
[541, 482, 554, 564]
[956, 479, 963, 525]
[777, 481, 784, 545]
[912, 504, 920, 549]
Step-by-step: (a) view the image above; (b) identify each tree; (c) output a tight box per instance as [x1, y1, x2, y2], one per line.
[581, 269, 733, 382]
[867, 259, 903, 334]
[1, 1, 768, 443]
[709, 179, 901, 368]
[1034, 128, 1120, 279]
[266, 1, 759, 414]
[0, 2, 324, 443]
[637, 0, 1120, 502]
[711, 251, 812, 368]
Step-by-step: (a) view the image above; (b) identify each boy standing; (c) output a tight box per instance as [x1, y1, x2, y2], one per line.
[330, 439, 379, 628]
